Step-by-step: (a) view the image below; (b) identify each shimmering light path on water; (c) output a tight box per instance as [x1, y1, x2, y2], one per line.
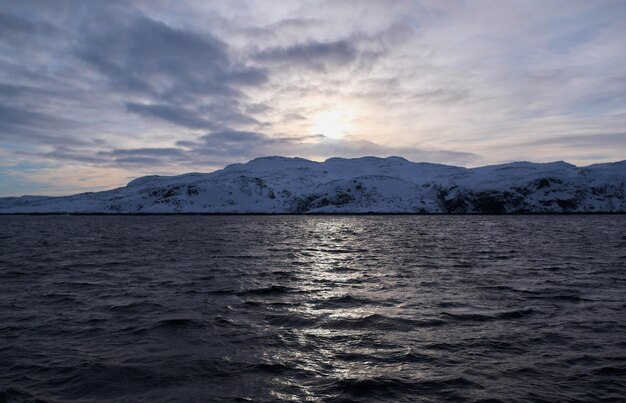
[1, 215, 625, 401]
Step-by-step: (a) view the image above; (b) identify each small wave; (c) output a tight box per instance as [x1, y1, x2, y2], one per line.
[387, 349, 437, 364]
[265, 314, 320, 328]
[442, 308, 535, 322]
[324, 314, 445, 331]
[321, 375, 478, 400]
[250, 362, 293, 375]
[245, 362, 312, 377]
[505, 366, 544, 376]
[208, 289, 237, 295]
[236, 285, 295, 296]
[302, 247, 367, 253]
[42, 293, 79, 304]
[57, 362, 164, 399]
[108, 301, 165, 312]
[221, 255, 265, 260]
[322, 377, 418, 399]
[0, 387, 42, 402]
[336, 349, 436, 364]
[526, 292, 590, 302]
[152, 318, 205, 329]
[592, 366, 626, 376]
[496, 308, 536, 319]
[0, 270, 31, 277]
[437, 301, 472, 308]
[213, 315, 240, 327]
[315, 294, 374, 307]
[526, 331, 571, 344]
[543, 266, 565, 271]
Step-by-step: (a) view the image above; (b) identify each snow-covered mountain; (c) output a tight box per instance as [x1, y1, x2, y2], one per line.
[1, 156, 625, 213]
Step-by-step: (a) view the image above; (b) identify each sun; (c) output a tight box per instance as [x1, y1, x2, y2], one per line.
[310, 110, 351, 139]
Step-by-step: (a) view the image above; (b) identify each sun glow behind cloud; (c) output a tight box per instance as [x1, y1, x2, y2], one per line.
[310, 109, 353, 139]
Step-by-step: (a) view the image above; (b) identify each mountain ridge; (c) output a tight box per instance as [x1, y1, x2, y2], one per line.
[1, 156, 625, 213]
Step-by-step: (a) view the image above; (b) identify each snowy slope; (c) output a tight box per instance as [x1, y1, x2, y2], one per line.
[1, 157, 625, 213]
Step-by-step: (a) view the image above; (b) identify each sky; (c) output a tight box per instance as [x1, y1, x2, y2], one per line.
[1, 0, 625, 196]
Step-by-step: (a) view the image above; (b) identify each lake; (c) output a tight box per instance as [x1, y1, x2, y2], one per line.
[1, 215, 625, 401]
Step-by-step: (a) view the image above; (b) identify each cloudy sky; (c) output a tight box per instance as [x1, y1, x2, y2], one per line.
[1, 0, 625, 196]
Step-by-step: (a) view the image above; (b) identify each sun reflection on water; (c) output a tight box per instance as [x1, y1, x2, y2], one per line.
[260, 217, 422, 400]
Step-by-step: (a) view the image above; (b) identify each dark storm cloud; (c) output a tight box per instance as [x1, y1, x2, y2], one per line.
[518, 132, 626, 148]
[125, 103, 215, 129]
[114, 156, 164, 166]
[187, 130, 293, 158]
[105, 147, 189, 167]
[77, 15, 266, 99]
[0, 2, 270, 157]
[109, 148, 187, 157]
[191, 130, 328, 156]
[245, 103, 272, 114]
[0, 10, 58, 39]
[202, 130, 268, 143]
[198, 103, 261, 126]
[0, 104, 64, 129]
[73, 12, 267, 130]
[0, 104, 84, 145]
[38, 147, 108, 164]
[0, 83, 36, 98]
[23, 145, 190, 167]
[125, 101, 259, 129]
[83, 129, 318, 168]
[254, 40, 358, 70]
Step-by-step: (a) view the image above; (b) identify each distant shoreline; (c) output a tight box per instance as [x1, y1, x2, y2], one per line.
[2, 156, 624, 214]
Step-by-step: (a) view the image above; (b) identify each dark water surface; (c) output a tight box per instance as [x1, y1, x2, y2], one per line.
[1, 215, 626, 402]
